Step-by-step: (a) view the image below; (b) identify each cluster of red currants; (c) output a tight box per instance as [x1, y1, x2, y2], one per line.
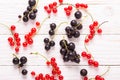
[64, 5, 73, 16]
[85, 21, 102, 43]
[75, 3, 88, 9]
[31, 57, 64, 80]
[81, 51, 99, 67]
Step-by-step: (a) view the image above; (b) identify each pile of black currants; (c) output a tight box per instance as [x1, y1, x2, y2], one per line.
[44, 38, 55, 51]
[65, 10, 83, 38]
[12, 56, 28, 75]
[59, 39, 80, 63]
[19, 0, 38, 22]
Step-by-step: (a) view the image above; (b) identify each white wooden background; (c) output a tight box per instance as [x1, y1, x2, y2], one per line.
[0, 0, 120, 80]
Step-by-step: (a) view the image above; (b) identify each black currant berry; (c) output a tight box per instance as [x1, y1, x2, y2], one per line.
[50, 23, 56, 30]
[49, 30, 55, 36]
[60, 48, 67, 56]
[45, 44, 51, 50]
[74, 10, 82, 19]
[27, 6, 32, 11]
[44, 38, 49, 44]
[29, 12, 36, 20]
[80, 69, 88, 76]
[70, 20, 77, 27]
[68, 42, 75, 51]
[74, 58, 80, 63]
[33, 9, 38, 13]
[23, 16, 29, 22]
[19, 63, 24, 67]
[67, 34, 73, 38]
[60, 39, 67, 48]
[74, 31, 80, 38]
[65, 26, 71, 33]
[50, 40, 55, 47]
[13, 57, 19, 65]
[29, 0, 36, 7]
[63, 54, 69, 62]
[22, 69, 28, 75]
[20, 56, 27, 64]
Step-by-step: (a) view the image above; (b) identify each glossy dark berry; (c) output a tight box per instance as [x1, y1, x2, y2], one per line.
[77, 24, 83, 30]
[45, 44, 50, 50]
[74, 58, 80, 63]
[70, 20, 77, 27]
[29, 0, 36, 7]
[68, 42, 75, 51]
[27, 6, 32, 11]
[23, 10, 29, 16]
[18, 15, 22, 18]
[13, 57, 19, 65]
[33, 9, 38, 13]
[74, 31, 80, 38]
[67, 34, 72, 38]
[20, 56, 27, 64]
[68, 51, 76, 60]
[60, 48, 67, 56]
[29, 12, 36, 20]
[50, 23, 56, 30]
[74, 10, 82, 19]
[60, 39, 67, 48]
[50, 40, 55, 47]
[80, 69, 88, 76]
[65, 26, 71, 33]
[44, 38, 49, 44]
[63, 55, 69, 62]
[23, 16, 29, 22]
[49, 30, 55, 36]
[22, 69, 28, 75]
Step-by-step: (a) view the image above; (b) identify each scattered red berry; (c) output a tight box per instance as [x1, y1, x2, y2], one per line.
[97, 28, 102, 34]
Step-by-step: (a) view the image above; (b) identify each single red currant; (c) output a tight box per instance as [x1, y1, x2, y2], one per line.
[31, 71, 36, 76]
[75, 3, 80, 8]
[36, 21, 40, 26]
[22, 42, 28, 47]
[10, 25, 16, 31]
[97, 28, 102, 34]
[81, 51, 87, 57]
[93, 61, 99, 67]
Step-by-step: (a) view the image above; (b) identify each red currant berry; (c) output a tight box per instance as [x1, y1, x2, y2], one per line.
[90, 30, 95, 35]
[68, 5, 72, 11]
[88, 34, 93, 40]
[83, 4, 88, 8]
[59, 75, 64, 80]
[39, 73, 43, 79]
[27, 38, 33, 45]
[31, 71, 36, 76]
[84, 38, 89, 43]
[49, 3, 53, 9]
[66, 11, 71, 16]
[15, 47, 19, 53]
[36, 21, 40, 26]
[81, 51, 87, 57]
[15, 37, 21, 42]
[95, 75, 101, 80]
[93, 61, 99, 67]
[51, 57, 56, 62]
[45, 74, 50, 79]
[9, 41, 15, 46]
[86, 53, 91, 59]
[50, 75, 54, 80]
[59, 0, 63, 4]
[16, 42, 21, 46]
[57, 70, 61, 75]
[53, 8, 57, 13]
[46, 61, 51, 66]
[97, 28, 102, 34]
[93, 21, 98, 26]
[64, 7, 68, 11]
[44, 6, 48, 10]
[88, 59, 94, 65]
[14, 33, 19, 38]
[89, 24, 94, 30]
[8, 37, 13, 42]
[10, 25, 16, 31]
[84, 76, 88, 80]
[100, 77, 105, 80]
[47, 9, 51, 14]
[31, 28, 36, 34]
[53, 2, 57, 6]
[75, 3, 80, 8]
[22, 42, 28, 47]
[52, 69, 56, 75]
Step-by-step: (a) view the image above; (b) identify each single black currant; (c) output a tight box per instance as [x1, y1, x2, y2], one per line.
[50, 40, 55, 47]
[44, 38, 49, 44]
[27, 6, 32, 11]
[29, 12, 36, 20]
[29, 0, 36, 7]
[13, 57, 19, 65]
[74, 10, 82, 19]
[45, 44, 51, 50]
[23, 16, 29, 22]
[19, 63, 24, 67]
[67, 34, 73, 38]
[20, 56, 27, 64]
[65, 26, 71, 33]
[50, 23, 56, 30]
[59, 39, 67, 48]
[60, 48, 67, 56]
[68, 42, 75, 51]
[23, 10, 29, 16]
[70, 20, 77, 27]
[33, 9, 38, 13]
[63, 54, 69, 62]
[22, 69, 28, 75]
[74, 31, 80, 38]
[49, 30, 55, 36]
[80, 69, 88, 76]
[74, 58, 80, 63]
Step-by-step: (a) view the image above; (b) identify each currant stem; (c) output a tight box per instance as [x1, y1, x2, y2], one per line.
[30, 52, 49, 61]
[97, 21, 108, 29]
[63, 36, 69, 51]
[84, 10, 94, 22]
[51, 22, 68, 39]
[100, 66, 110, 76]
[0, 23, 12, 34]
[12, 54, 18, 58]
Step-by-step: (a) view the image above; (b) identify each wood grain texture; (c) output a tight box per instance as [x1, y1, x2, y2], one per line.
[0, 0, 120, 80]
